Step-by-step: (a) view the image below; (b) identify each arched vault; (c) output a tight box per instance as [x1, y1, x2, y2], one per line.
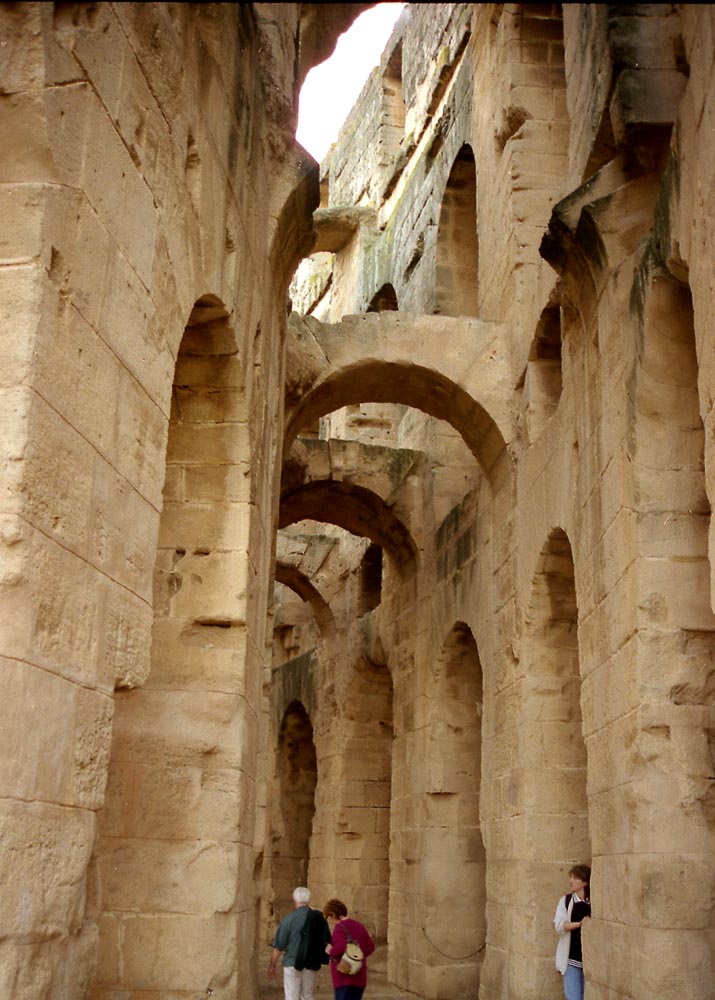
[279, 480, 418, 574]
[282, 437, 424, 532]
[284, 312, 514, 490]
[274, 561, 336, 636]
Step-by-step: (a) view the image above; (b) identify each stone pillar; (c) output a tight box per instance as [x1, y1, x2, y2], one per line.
[0, 6, 160, 994]
[91, 308, 254, 999]
[388, 618, 486, 999]
[583, 269, 715, 999]
[309, 657, 393, 954]
[420, 624, 486, 998]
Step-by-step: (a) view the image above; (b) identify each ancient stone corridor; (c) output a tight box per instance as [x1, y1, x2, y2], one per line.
[2, 3, 715, 1000]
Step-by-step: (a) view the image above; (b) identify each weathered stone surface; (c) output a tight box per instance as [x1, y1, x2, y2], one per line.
[4, 4, 715, 1000]
[312, 206, 377, 254]
[0, 799, 95, 938]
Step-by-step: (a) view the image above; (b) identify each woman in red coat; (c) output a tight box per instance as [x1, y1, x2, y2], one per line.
[323, 898, 376, 1000]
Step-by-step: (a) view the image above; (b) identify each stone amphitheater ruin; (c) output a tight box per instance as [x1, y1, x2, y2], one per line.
[2, 3, 715, 998]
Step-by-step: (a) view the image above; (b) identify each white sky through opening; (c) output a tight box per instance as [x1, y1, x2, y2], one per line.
[297, 3, 406, 164]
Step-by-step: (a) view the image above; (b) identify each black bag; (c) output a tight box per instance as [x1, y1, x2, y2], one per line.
[294, 908, 331, 971]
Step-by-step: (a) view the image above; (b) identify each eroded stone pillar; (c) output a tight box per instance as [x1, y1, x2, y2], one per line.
[389, 622, 486, 999]
[91, 306, 253, 999]
[308, 654, 393, 957]
[477, 518, 589, 1000]
[0, 8, 159, 993]
[583, 270, 715, 1000]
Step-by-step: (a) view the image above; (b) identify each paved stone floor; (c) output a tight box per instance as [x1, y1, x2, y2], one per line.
[259, 971, 420, 1000]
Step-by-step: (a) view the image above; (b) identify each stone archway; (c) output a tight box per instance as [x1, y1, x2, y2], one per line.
[275, 561, 336, 636]
[515, 527, 590, 999]
[92, 297, 251, 997]
[368, 283, 399, 312]
[281, 312, 513, 996]
[357, 543, 383, 615]
[284, 312, 514, 492]
[631, 270, 711, 604]
[279, 480, 418, 574]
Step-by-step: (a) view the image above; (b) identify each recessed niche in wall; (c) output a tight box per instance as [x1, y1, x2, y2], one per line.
[357, 543, 383, 615]
[367, 283, 399, 312]
[435, 144, 478, 317]
[522, 299, 562, 442]
[272, 701, 318, 918]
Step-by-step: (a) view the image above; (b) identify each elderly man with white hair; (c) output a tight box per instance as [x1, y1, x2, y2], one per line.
[268, 887, 330, 1000]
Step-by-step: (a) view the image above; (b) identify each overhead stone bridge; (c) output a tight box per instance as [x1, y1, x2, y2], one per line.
[279, 482, 418, 573]
[284, 312, 515, 490]
[279, 437, 424, 573]
[274, 529, 370, 635]
[274, 561, 335, 635]
[275, 532, 342, 623]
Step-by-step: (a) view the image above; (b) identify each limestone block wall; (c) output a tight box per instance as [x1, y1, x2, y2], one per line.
[305, 5, 568, 346]
[401, 3, 472, 147]
[91, 302, 260, 999]
[677, 3, 715, 591]
[561, 4, 612, 184]
[282, 6, 715, 1000]
[328, 20, 407, 208]
[296, 3, 572, 513]
[7, 4, 715, 999]
[382, 463, 510, 1000]
[0, 3, 324, 997]
[308, 640, 394, 956]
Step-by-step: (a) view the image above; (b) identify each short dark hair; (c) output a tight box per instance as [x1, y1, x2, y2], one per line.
[569, 864, 591, 888]
[323, 898, 348, 920]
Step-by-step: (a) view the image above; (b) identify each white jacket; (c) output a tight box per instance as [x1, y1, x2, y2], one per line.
[553, 893, 574, 974]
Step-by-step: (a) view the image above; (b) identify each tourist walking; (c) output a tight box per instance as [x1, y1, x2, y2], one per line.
[268, 887, 331, 1000]
[323, 898, 376, 1000]
[554, 864, 592, 1000]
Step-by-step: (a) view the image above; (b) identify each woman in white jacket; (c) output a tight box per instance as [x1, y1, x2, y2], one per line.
[554, 864, 591, 1000]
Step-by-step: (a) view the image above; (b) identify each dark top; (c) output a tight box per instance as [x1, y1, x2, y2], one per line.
[274, 906, 330, 971]
[569, 897, 591, 964]
[273, 907, 310, 968]
[297, 908, 331, 971]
